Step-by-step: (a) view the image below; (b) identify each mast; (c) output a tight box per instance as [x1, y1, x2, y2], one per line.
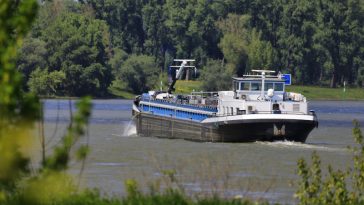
[245, 70, 275, 101]
[167, 59, 196, 94]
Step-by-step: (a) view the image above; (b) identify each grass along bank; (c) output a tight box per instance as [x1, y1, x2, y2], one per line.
[175, 80, 203, 94]
[109, 80, 203, 99]
[176, 81, 364, 101]
[110, 80, 364, 101]
[286, 85, 364, 100]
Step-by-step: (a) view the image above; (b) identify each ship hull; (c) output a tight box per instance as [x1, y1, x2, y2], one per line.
[133, 111, 317, 143]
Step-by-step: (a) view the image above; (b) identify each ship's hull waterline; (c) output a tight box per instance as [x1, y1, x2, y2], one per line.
[133, 110, 317, 143]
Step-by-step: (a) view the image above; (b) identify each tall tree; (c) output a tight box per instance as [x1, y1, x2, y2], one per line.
[33, 2, 112, 96]
[16, 38, 48, 90]
[142, 0, 169, 71]
[200, 59, 231, 91]
[110, 55, 159, 94]
[217, 14, 274, 76]
[85, 0, 145, 53]
[314, 0, 364, 87]
[277, 0, 318, 83]
[217, 14, 250, 76]
[246, 29, 274, 71]
[164, 0, 227, 65]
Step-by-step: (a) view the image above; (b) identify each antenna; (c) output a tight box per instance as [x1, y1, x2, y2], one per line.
[251, 70, 275, 73]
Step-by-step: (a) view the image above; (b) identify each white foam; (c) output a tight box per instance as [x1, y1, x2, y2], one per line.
[255, 140, 346, 152]
[122, 120, 137, 137]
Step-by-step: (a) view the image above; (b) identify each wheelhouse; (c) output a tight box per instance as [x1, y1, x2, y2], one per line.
[232, 78, 285, 93]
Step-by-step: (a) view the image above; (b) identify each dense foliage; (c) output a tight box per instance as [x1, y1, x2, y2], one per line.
[295, 121, 364, 205]
[3, 2, 364, 205]
[16, 0, 364, 96]
[0, 0, 40, 193]
[109, 54, 159, 94]
[0, 1, 92, 203]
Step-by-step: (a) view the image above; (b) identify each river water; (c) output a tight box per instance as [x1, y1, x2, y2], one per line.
[38, 100, 364, 204]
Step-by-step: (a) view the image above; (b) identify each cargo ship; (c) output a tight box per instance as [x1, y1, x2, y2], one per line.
[132, 60, 318, 142]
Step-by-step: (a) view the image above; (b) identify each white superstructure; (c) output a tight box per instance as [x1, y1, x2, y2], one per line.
[216, 70, 308, 116]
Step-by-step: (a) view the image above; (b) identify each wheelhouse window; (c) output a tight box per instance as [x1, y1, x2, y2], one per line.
[264, 82, 274, 91]
[240, 82, 250, 90]
[274, 83, 284, 91]
[251, 82, 261, 91]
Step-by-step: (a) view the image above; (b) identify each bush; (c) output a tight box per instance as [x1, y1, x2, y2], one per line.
[28, 68, 66, 96]
[200, 59, 232, 91]
[109, 54, 159, 94]
[295, 120, 364, 205]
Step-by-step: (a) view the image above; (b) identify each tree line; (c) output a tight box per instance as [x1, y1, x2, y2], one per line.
[16, 0, 364, 97]
[3, 2, 364, 205]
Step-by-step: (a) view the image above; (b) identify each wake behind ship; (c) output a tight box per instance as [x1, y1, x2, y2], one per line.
[132, 60, 318, 143]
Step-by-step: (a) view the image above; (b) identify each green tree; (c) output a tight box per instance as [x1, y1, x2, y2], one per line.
[296, 121, 364, 205]
[164, 0, 227, 71]
[27, 68, 66, 96]
[0, 0, 40, 193]
[38, 5, 112, 96]
[314, 0, 364, 87]
[249, 0, 283, 48]
[142, 0, 169, 70]
[275, 0, 318, 83]
[0, 2, 95, 203]
[84, 0, 145, 53]
[110, 55, 159, 94]
[16, 37, 47, 90]
[109, 48, 128, 76]
[200, 59, 231, 91]
[246, 29, 274, 71]
[186, 0, 227, 64]
[163, 0, 194, 63]
[217, 14, 274, 76]
[217, 14, 250, 76]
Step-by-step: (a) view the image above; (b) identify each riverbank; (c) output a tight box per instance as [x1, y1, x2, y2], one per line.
[286, 85, 364, 100]
[43, 81, 364, 101]
[174, 81, 364, 101]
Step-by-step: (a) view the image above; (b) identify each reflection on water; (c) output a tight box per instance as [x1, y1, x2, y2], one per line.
[40, 99, 363, 204]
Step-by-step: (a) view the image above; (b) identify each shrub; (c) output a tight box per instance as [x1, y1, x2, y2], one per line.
[295, 120, 364, 205]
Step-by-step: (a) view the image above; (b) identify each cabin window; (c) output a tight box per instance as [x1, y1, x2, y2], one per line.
[264, 83, 274, 91]
[251, 82, 261, 91]
[240, 82, 250, 90]
[274, 83, 284, 91]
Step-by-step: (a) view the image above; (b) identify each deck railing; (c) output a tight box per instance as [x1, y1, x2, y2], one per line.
[141, 98, 218, 113]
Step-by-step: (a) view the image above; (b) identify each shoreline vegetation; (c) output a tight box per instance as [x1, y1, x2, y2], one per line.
[176, 80, 364, 101]
[42, 80, 364, 101]
[2, 1, 364, 205]
[174, 81, 364, 101]
[16, 0, 364, 98]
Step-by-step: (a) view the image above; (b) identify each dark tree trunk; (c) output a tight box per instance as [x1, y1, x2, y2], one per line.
[330, 71, 337, 88]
